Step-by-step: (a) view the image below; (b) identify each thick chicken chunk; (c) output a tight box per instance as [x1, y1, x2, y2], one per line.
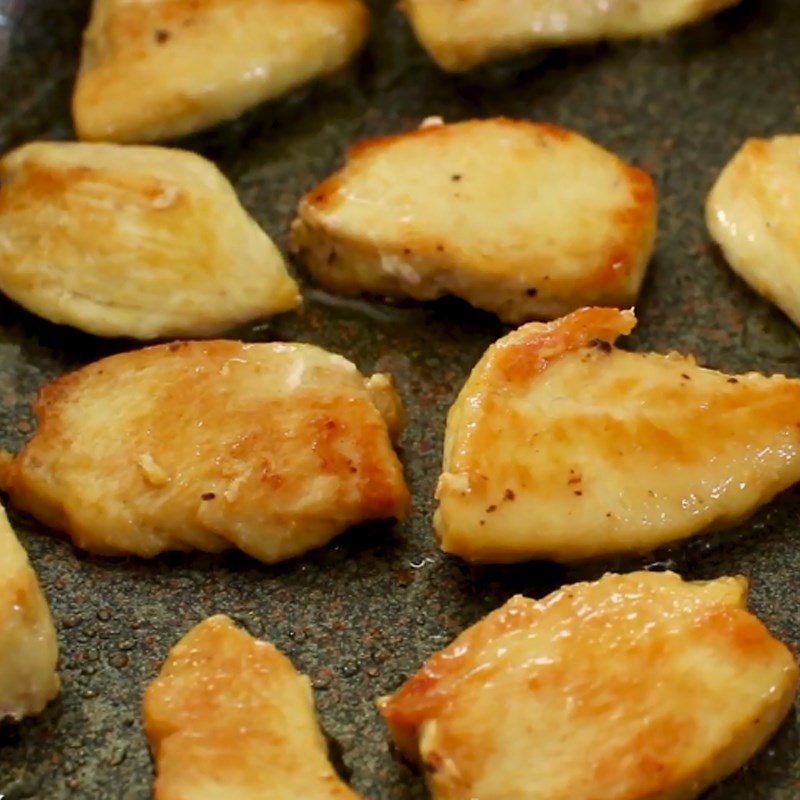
[74, 0, 370, 142]
[402, 0, 740, 72]
[0, 340, 409, 561]
[291, 119, 656, 323]
[380, 571, 798, 800]
[144, 615, 363, 799]
[437, 307, 800, 562]
[0, 502, 59, 720]
[0, 141, 300, 339]
[707, 136, 800, 328]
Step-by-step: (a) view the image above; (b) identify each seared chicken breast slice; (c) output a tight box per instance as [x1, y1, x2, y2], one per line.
[707, 136, 800, 327]
[0, 502, 59, 720]
[0, 340, 409, 562]
[291, 118, 656, 323]
[74, 0, 370, 143]
[437, 306, 800, 562]
[144, 615, 363, 799]
[402, 0, 740, 72]
[0, 141, 300, 339]
[380, 571, 798, 800]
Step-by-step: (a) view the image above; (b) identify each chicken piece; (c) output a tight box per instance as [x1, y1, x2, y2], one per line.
[144, 615, 362, 799]
[0, 502, 59, 720]
[73, 0, 370, 143]
[380, 571, 799, 800]
[436, 306, 800, 562]
[291, 119, 656, 323]
[0, 141, 300, 339]
[707, 136, 800, 328]
[401, 0, 740, 72]
[0, 340, 409, 561]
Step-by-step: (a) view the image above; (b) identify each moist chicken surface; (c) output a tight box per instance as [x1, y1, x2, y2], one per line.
[402, 0, 741, 71]
[0, 502, 59, 721]
[0, 340, 409, 562]
[707, 135, 800, 328]
[74, 0, 370, 142]
[437, 306, 800, 562]
[292, 118, 656, 323]
[380, 571, 799, 800]
[144, 615, 364, 799]
[0, 141, 300, 339]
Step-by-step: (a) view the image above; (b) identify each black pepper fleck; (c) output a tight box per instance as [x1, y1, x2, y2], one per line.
[154, 29, 171, 43]
[526, 288, 538, 297]
[590, 338, 612, 353]
[486, 504, 497, 513]
[201, 492, 216, 500]
[728, 378, 739, 384]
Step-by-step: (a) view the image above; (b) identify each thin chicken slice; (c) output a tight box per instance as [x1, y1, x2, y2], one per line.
[144, 615, 363, 799]
[291, 118, 656, 324]
[402, 0, 740, 72]
[0, 502, 59, 720]
[380, 571, 798, 800]
[0, 340, 409, 561]
[437, 306, 800, 562]
[74, 0, 370, 142]
[0, 141, 300, 339]
[707, 135, 800, 328]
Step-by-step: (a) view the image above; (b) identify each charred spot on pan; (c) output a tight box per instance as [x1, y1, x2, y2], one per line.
[201, 492, 216, 501]
[154, 29, 171, 44]
[589, 338, 612, 354]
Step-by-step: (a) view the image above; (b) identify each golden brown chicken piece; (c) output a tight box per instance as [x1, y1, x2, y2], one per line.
[291, 119, 656, 323]
[73, 0, 370, 143]
[402, 0, 740, 72]
[144, 615, 363, 799]
[707, 136, 800, 328]
[437, 307, 800, 562]
[0, 502, 59, 720]
[0, 141, 300, 339]
[380, 571, 798, 800]
[0, 340, 409, 562]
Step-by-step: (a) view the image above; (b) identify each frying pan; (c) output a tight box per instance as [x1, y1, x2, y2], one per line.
[0, 1, 799, 797]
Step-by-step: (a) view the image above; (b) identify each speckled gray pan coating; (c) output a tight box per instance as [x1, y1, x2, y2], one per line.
[0, 1, 799, 798]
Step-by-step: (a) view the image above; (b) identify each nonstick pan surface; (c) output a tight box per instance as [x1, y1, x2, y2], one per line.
[0, 1, 799, 797]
